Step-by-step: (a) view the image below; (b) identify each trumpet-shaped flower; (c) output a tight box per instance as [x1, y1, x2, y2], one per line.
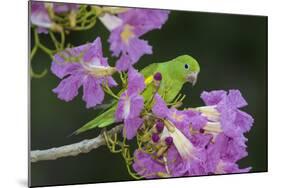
[133, 90, 253, 178]
[51, 37, 117, 108]
[205, 134, 251, 174]
[200, 90, 254, 138]
[108, 9, 169, 71]
[152, 94, 203, 165]
[115, 68, 145, 139]
[31, 2, 53, 34]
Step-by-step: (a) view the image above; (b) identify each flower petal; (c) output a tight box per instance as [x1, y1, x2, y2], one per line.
[228, 90, 248, 108]
[185, 110, 207, 130]
[115, 53, 132, 71]
[51, 61, 81, 79]
[115, 92, 127, 121]
[106, 76, 118, 87]
[167, 145, 190, 177]
[128, 93, 144, 119]
[234, 110, 254, 133]
[152, 94, 169, 118]
[31, 2, 52, 29]
[133, 149, 166, 178]
[124, 117, 143, 139]
[126, 37, 152, 63]
[114, 37, 153, 71]
[119, 9, 169, 36]
[83, 37, 104, 63]
[52, 73, 82, 102]
[127, 67, 145, 94]
[201, 90, 227, 106]
[82, 76, 105, 108]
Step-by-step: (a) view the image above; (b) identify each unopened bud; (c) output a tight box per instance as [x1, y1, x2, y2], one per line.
[152, 133, 160, 143]
[153, 72, 162, 81]
[156, 121, 164, 133]
[165, 136, 173, 146]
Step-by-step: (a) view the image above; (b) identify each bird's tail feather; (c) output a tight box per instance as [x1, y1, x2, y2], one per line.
[72, 103, 117, 135]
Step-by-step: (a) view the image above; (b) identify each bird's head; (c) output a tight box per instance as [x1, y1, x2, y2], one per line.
[170, 55, 200, 86]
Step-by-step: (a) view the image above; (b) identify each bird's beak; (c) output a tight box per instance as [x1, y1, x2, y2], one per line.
[186, 72, 198, 86]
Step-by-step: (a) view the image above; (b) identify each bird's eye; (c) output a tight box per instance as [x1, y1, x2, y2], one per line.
[184, 64, 189, 69]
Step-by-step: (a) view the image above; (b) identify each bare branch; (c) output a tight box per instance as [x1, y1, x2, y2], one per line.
[30, 125, 123, 162]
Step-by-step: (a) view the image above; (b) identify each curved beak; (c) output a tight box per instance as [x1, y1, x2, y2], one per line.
[186, 72, 198, 86]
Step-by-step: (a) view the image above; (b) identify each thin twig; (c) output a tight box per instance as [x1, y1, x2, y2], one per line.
[30, 125, 123, 162]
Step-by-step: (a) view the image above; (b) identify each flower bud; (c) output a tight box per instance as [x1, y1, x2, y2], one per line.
[156, 121, 164, 133]
[153, 72, 162, 81]
[165, 136, 173, 146]
[152, 133, 160, 143]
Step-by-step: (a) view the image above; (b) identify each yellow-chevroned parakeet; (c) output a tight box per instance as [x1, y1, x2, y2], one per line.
[74, 55, 200, 134]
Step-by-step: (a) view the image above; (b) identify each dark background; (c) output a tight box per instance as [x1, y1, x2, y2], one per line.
[30, 4, 267, 187]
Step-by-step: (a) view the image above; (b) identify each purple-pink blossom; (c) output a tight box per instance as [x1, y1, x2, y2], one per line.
[51, 37, 117, 108]
[133, 89, 253, 178]
[133, 150, 166, 179]
[31, 2, 79, 33]
[108, 9, 169, 71]
[53, 3, 79, 13]
[152, 93, 203, 169]
[200, 90, 254, 138]
[31, 2, 52, 34]
[115, 68, 145, 139]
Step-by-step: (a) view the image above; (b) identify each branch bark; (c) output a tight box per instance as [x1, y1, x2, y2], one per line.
[30, 125, 123, 162]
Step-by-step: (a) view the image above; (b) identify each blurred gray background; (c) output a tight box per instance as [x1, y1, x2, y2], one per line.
[30, 6, 267, 187]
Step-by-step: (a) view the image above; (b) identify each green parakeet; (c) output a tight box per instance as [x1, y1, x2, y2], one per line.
[74, 55, 200, 134]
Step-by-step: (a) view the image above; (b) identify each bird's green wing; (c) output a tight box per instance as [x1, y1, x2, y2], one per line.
[140, 63, 159, 78]
[73, 102, 117, 135]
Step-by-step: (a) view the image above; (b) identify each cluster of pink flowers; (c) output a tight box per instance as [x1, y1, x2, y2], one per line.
[48, 5, 169, 109]
[31, 1, 78, 33]
[133, 84, 253, 178]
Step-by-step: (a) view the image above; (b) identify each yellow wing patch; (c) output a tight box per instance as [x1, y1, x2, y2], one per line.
[145, 75, 154, 85]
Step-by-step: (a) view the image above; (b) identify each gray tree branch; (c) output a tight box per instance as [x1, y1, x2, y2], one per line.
[30, 125, 123, 162]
